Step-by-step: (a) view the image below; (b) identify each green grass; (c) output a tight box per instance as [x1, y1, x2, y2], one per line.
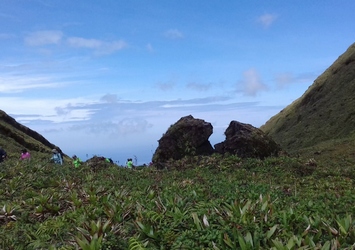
[0, 110, 66, 161]
[261, 42, 355, 153]
[1, 154, 355, 249]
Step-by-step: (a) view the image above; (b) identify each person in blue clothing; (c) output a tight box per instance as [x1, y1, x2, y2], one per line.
[50, 148, 63, 165]
[0, 147, 7, 163]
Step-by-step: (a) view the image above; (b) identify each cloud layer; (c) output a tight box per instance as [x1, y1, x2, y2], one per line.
[24, 30, 128, 55]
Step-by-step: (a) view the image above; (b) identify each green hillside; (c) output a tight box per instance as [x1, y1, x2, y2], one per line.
[0, 110, 65, 160]
[261, 42, 355, 158]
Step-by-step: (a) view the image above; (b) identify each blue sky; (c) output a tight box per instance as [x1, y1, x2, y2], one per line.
[1, 1, 355, 165]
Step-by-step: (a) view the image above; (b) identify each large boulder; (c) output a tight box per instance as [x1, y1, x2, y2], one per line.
[214, 121, 282, 159]
[85, 156, 115, 170]
[152, 115, 214, 162]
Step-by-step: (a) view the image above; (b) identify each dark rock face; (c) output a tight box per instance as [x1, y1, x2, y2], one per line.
[214, 121, 282, 159]
[152, 115, 214, 162]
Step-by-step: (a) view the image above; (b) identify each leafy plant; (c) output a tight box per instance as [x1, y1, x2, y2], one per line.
[1, 154, 355, 248]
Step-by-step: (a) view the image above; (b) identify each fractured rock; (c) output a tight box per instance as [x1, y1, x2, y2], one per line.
[214, 121, 282, 159]
[152, 115, 214, 162]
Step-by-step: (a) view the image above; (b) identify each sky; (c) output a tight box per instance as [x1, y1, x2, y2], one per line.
[1, 1, 355, 165]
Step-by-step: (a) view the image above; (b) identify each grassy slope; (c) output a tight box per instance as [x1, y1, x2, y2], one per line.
[1, 155, 355, 249]
[260, 42, 355, 158]
[0, 110, 66, 161]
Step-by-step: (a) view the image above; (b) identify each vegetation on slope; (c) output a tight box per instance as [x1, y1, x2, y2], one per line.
[261, 42, 355, 155]
[0, 110, 64, 160]
[1, 154, 355, 249]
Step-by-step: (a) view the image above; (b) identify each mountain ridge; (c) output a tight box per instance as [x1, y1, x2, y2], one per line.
[261, 42, 355, 154]
[0, 110, 64, 158]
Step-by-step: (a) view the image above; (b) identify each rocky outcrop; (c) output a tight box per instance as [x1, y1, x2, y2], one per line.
[214, 121, 282, 159]
[85, 156, 114, 170]
[152, 115, 214, 162]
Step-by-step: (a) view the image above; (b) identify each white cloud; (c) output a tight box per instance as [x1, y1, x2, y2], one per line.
[257, 14, 277, 28]
[57, 108, 95, 122]
[146, 43, 154, 52]
[25, 30, 63, 46]
[0, 33, 15, 39]
[275, 73, 293, 88]
[1, 97, 97, 123]
[67, 37, 127, 55]
[274, 72, 316, 89]
[239, 68, 268, 96]
[186, 82, 212, 92]
[100, 94, 119, 103]
[23, 31, 127, 55]
[117, 118, 153, 134]
[0, 75, 62, 93]
[164, 29, 184, 39]
[66, 117, 153, 135]
[156, 82, 175, 91]
[0, 12, 17, 21]
[67, 37, 102, 48]
[97, 40, 127, 55]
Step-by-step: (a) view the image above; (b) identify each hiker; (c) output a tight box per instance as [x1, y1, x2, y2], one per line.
[50, 149, 63, 165]
[126, 158, 133, 169]
[72, 155, 82, 168]
[105, 158, 113, 164]
[0, 147, 7, 163]
[20, 149, 31, 160]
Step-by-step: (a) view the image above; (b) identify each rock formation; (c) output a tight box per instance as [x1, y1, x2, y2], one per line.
[152, 115, 214, 162]
[214, 121, 282, 159]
